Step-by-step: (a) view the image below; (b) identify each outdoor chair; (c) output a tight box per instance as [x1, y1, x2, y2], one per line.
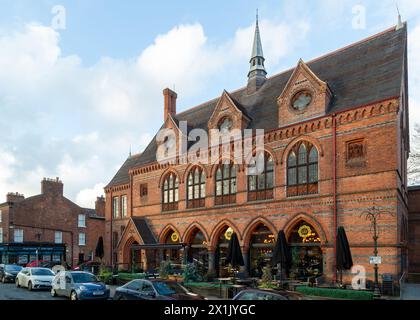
[381, 273, 395, 296]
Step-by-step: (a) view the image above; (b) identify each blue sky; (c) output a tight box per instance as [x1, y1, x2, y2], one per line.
[0, 0, 419, 207]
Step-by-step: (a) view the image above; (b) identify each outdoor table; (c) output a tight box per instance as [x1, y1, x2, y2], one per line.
[216, 278, 233, 298]
[231, 284, 247, 298]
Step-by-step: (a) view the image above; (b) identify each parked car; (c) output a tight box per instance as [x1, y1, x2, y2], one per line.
[15, 267, 55, 290]
[0, 264, 23, 283]
[51, 271, 109, 300]
[233, 289, 306, 300]
[42, 261, 71, 270]
[26, 260, 49, 268]
[113, 279, 205, 300]
[72, 261, 101, 274]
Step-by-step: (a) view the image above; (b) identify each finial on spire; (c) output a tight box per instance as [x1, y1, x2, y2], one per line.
[247, 10, 267, 94]
[129, 144, 132, 157]
[396, 4, 403, 30]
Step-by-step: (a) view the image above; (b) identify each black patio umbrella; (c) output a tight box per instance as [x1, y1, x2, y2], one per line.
[226, 233, 244, 270]
[336, 226, 353, 284]
[271, 230, 292, 283]
[95, 236, 104, 260]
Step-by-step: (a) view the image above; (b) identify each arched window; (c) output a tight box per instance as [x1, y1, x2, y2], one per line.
[187, 167, 206, 209]
[248, 152, 274, 201]
[162, 172, 179, 211]
[215, 163, 237, 205]
[186, 227, 208, 271]
[288, 220, 323, 280]
[287, 141, 318, 197]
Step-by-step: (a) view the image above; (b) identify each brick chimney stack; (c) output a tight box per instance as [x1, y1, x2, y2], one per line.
[163, 88, 177, 121]
[41, 177, 63, 196]
[6, 192, 25, 203]
[95, 196, 105, 217]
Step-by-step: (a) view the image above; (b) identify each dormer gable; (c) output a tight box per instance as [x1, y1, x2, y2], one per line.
[277, 59, 332, 127]
[208, 90, 250, 132]
[156, 114, 186, 164]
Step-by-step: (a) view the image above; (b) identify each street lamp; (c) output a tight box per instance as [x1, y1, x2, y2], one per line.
[362, 206, 393, 299]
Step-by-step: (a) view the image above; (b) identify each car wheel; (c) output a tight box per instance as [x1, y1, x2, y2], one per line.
[51, 288, 57, 297]
[28, 281, 33, 291]
[1, 276, 5, 283]
[15, 278, 20, 288]
[70, 291, 78, 301]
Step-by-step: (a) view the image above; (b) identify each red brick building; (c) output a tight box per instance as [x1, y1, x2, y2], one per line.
[0, 178, 105, 266]
[408, 186, 420, 274]
[104, 21, 409, 284]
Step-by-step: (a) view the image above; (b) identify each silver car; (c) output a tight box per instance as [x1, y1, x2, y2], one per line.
[15, 267, 55, 290]
[51, 271, 110, 300]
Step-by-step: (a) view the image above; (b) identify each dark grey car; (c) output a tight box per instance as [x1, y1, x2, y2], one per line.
[0, 264, 23, 283]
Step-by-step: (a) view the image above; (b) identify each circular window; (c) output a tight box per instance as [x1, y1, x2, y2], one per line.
[291, 91, 312, 111]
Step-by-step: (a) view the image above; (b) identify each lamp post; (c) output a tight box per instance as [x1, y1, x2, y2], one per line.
[362, 206, 392, 299]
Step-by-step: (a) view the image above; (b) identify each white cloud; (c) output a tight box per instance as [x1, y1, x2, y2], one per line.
[0, 18, 310, 205]
[75, 183, 106, 209]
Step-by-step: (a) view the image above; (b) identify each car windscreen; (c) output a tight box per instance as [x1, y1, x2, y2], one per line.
[31, 268, 55, 276]
[72, 273, 99, 283]
[5, 265, 22, 272]
[153, 282, 186, 295]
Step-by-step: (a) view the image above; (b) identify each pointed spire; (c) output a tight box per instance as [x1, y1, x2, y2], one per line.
[247, 9, 267, 94]
[251, 10, 264, 59]
[396, 5, 403, 30]
[129, 144, 132, 157]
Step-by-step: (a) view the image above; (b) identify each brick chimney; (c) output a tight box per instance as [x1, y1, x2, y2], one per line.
[6, 192, 25, 203]
[95, 196, 105, 217]
[163, 88, 177, 121]
[41, 177, 63, 196]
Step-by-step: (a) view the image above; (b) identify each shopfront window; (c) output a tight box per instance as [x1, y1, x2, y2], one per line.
[186, 228, 208, 274]
[215, 226, 233, 277]
[249, 224, 274, 277]
[163, 230, 181, 265]
[288, 221, 323, 280]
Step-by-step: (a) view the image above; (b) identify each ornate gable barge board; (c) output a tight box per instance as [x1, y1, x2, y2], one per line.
[124, 97, 399, 179]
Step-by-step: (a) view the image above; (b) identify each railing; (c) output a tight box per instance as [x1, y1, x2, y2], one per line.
[399, 271, 406, 298]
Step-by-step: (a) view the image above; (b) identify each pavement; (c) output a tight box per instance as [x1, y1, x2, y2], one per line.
[400, 283, 420, 300]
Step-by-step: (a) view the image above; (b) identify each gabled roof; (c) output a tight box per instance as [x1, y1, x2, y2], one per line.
[106, 24, 407, 188]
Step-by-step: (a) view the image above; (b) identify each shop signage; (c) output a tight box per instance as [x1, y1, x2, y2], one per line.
[369, 256, 382, 264]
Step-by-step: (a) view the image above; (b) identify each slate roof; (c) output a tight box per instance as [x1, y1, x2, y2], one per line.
[106, 25, 407, 188]
[132, 217, 157, 244]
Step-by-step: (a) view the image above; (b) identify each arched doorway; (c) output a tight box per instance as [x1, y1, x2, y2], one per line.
[124, 239, 141, 272]
[163, 229, 181, 266]
[249, 224, 275, 277]
[215, 226, 234, 277]
[288, 221, 323, 280]
[186, 228, 208, 274]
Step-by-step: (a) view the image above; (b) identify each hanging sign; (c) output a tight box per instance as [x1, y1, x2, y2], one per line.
[224, 227, 234, 241]
[171, 232, 179, 242]
[298, 225, 312, 238]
